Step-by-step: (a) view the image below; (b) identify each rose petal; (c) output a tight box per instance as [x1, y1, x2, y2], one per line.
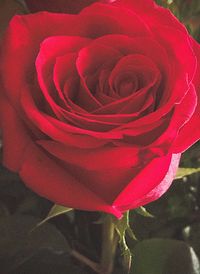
[150, 83, 197, 155]
[37, 140, 140, 170]
[53, 53, 82, 112]
[35, 35, 93, 115]
[20, 85, 115, 147]
[81, 2, 150, 37]
[113, 0, 187, 34]
[116, 153, 181, 211]
[2, 11, 147, 107]
[19, 141, 122, 217]
[113, 152, 173, 207]
[171, 40, 200, 152]
[0, 95, 31, 171]
[76, 42, 121, 110]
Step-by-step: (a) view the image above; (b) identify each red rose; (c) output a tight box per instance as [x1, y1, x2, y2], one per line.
[0, 0, 200, 218]
[25, 0, 114, 14]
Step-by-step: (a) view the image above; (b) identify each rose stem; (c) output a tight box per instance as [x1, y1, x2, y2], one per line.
[71, 249, 101, 273]
[100, 214, 118, 274]
[71, 214, 118, 274]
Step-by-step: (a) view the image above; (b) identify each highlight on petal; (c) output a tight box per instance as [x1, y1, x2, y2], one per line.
[113, 153, 180, 211]
[115, 153, 181, 212]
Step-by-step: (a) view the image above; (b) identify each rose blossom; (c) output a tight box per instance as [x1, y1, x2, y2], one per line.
[0, 0, 200, 218]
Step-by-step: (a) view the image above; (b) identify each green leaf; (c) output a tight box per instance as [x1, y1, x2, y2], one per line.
[0, 214, 70, 273]
[135, 206, 154, 218]
[36, 205, 73, 228]
[131, 239, 200, 274]
[14, 252, 88, 274]
[175, 167, 200, 180]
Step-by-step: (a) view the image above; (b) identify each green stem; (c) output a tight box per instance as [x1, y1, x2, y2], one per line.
[100, 215, 118, 274]
[71, 250, 101, 273]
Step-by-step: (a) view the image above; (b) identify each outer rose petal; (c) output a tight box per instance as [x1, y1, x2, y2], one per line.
[113, 153, 174, 208]
[172, 112, 200, 153]
[149, 83, 197, 156]
[113, 0, 187, 33]
[0, 94, 31, 171]
[171, 40, 200, 153]
[115, 153, 181, 212]
[26, 0, 114, 14]
[19, 142, 122, 217]
[0, 95, 122, 218]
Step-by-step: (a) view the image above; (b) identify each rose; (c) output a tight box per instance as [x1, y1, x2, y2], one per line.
[0, 0, 200, 218]
[25, 0, 114, 14]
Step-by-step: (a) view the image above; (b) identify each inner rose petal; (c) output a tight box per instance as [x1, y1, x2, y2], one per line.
[108, 54, 161, 99]
[91, 35, 170, 75]
[53, 53, 88, 114]
[37, 41, 145, 130]
[118, 76, 139, 97]
[96, 69, 120, 104]
[53, 53, 79, 112]
[88, 34, 195, 135]
[92, 33, 195, 107]
[80, 95, 154, 124]
[35, 35, 91, 116]
[76, 42, 122, 108]
[90, 54, 160, 115]
[89, 35, 175, 108]
[36, 37, 126, 131]
[77, 53, 160, 123]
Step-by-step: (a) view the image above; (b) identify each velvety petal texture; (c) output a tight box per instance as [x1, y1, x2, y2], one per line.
[1, 0, 200, 218]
